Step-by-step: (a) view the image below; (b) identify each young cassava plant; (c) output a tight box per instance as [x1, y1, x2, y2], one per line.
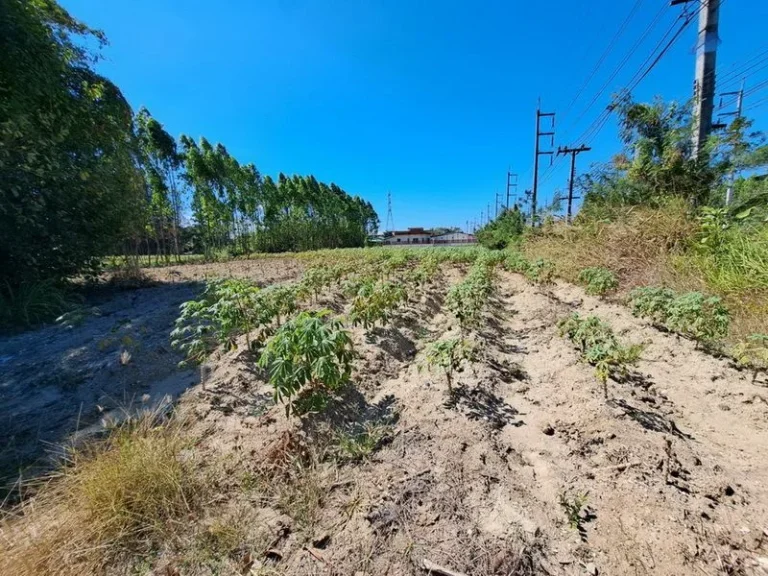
[423, 337, 476, 393]
[577, 267, 618, 297]
[258, 310, 355, 417]
[558, 313, 643, 398]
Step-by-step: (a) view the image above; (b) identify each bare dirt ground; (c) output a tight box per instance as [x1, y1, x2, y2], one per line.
[0, 258, 302, 496]
[3, 259, 768, 575]
[162, 268, 768, 575]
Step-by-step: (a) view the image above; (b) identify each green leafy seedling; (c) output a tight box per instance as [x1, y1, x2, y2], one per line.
[258, 310, 355, 417]
[577, 267, 618, 297]
[423, 337, 476, 392]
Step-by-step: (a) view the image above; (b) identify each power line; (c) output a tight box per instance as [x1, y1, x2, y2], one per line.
[559, 0, 646, 122]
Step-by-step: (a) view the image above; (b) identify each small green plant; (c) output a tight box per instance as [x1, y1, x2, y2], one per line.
[503, 251, 530, 274]
[171, 279, 263, 362]
[665, 292, 729, 346]
[629, 287, 730, 346]
[733, 334, 768, 382]
[577, 267, 618, 297]
[524, 258, 556, 285]
[628, 286, 676, 323]
[299, 265, 334, 301]
[334, 423, 391, 462]
[558, 313, 643, 398]
[445, 261, 494, 334]
[423, 337, 476, 392]
[349, 280, 407, 330]
[559, 491, 589, 530]
[258, 310, 355, 417]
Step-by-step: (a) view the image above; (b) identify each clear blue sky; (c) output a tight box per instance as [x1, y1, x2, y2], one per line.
[62, 0, 768, 231]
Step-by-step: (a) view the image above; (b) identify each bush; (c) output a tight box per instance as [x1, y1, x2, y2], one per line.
[558, 313, 643, 397]
[577, 267, 618, 296]
[733, 334, 768, 380]
[258, 311, 355, 416]
[445, 261, 495, 333]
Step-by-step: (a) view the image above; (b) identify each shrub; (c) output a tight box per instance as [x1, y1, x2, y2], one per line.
[258, 311, 355, 417]
[503, 251, 531, 274]
[577, 267, 618, 297]
[558, 313, 643, 397]
[424, 337, 476, 392]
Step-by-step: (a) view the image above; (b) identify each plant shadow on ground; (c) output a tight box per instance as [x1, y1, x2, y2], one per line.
[444, 383, 525, 430]
[608, 398, 693, 439]
[611, 368, 655, 391]
[301, 385, 400, 444]
[365, 326, 416, 362]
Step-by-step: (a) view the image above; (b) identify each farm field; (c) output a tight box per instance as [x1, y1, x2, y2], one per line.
[2, 247, 767, 576]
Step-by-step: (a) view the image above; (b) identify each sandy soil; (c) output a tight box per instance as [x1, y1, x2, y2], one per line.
[3, 259, 768, 574]
[166, 268, 768, 575]
[0, 258, 302, 495]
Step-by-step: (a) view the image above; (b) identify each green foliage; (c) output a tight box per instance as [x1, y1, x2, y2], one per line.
[423, 337, 476, 392]
[300, 265, 335, 301]
[559, 492, 589, 530]
[733, 334, 768, 376]
[258, 311, 355, 417]
[503, 251, 531, 274]
[524, 258, 556, 285]
[445, 261, 495, 333]
[475, 206, 526, 249]
[349, 280, 407, 330]
[628, 286, 676, 323]
[334, 423, 391, 462]
[558, 313, 642, 397]
[0, 279, 71, 328]
[665, 292, 729, 344]
[171, 279, 288, 362]
[629, 287, 729, 344]
[1, 0, 145, 292]
[577, 267, 618, 296]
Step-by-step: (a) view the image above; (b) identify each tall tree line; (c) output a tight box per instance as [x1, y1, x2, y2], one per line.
[1, 0, 379, 296]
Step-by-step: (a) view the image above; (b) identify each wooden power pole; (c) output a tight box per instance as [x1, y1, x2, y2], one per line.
[556, 145, 591, 223]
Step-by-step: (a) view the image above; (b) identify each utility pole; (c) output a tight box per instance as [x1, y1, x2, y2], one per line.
[533, 107, 556, 224]
[556, 145, 591, 224]
[495, 192, 503, 217]
[524, 189, 533, 219]
[674, 0, 720, 158]
[506, 171, 518, 210]
[487, 203, 491, 224]
[719, 79, 744, 205]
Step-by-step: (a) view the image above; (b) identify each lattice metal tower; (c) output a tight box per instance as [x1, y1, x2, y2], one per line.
[385, 191, 395, 233]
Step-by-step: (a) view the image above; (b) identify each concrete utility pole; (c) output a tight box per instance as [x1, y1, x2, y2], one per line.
[675, 0, 720, 158]
[720, 80, 744, 205]
[532, 107, 556, 224]
[487, 203, 491, 224]
[496, 192, 503, 217]
[506, 171, 518, 209]
[556, 145, 591, 224]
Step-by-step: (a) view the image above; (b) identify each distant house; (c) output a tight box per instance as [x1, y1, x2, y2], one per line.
[432, 231, 476, 244]
[383, 228, 477, 245]
[383, 227, 433, 245]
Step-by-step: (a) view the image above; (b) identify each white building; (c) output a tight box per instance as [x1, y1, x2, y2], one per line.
[383, 228, 477, 245]
[383, 227, 433, 245]
[432, 232, 476, 245]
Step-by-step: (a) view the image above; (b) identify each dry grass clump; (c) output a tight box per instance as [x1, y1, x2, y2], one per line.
[0, 412, 206, 576]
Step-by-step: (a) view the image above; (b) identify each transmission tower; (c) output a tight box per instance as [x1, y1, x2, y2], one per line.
[385, 191, 395, 233]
